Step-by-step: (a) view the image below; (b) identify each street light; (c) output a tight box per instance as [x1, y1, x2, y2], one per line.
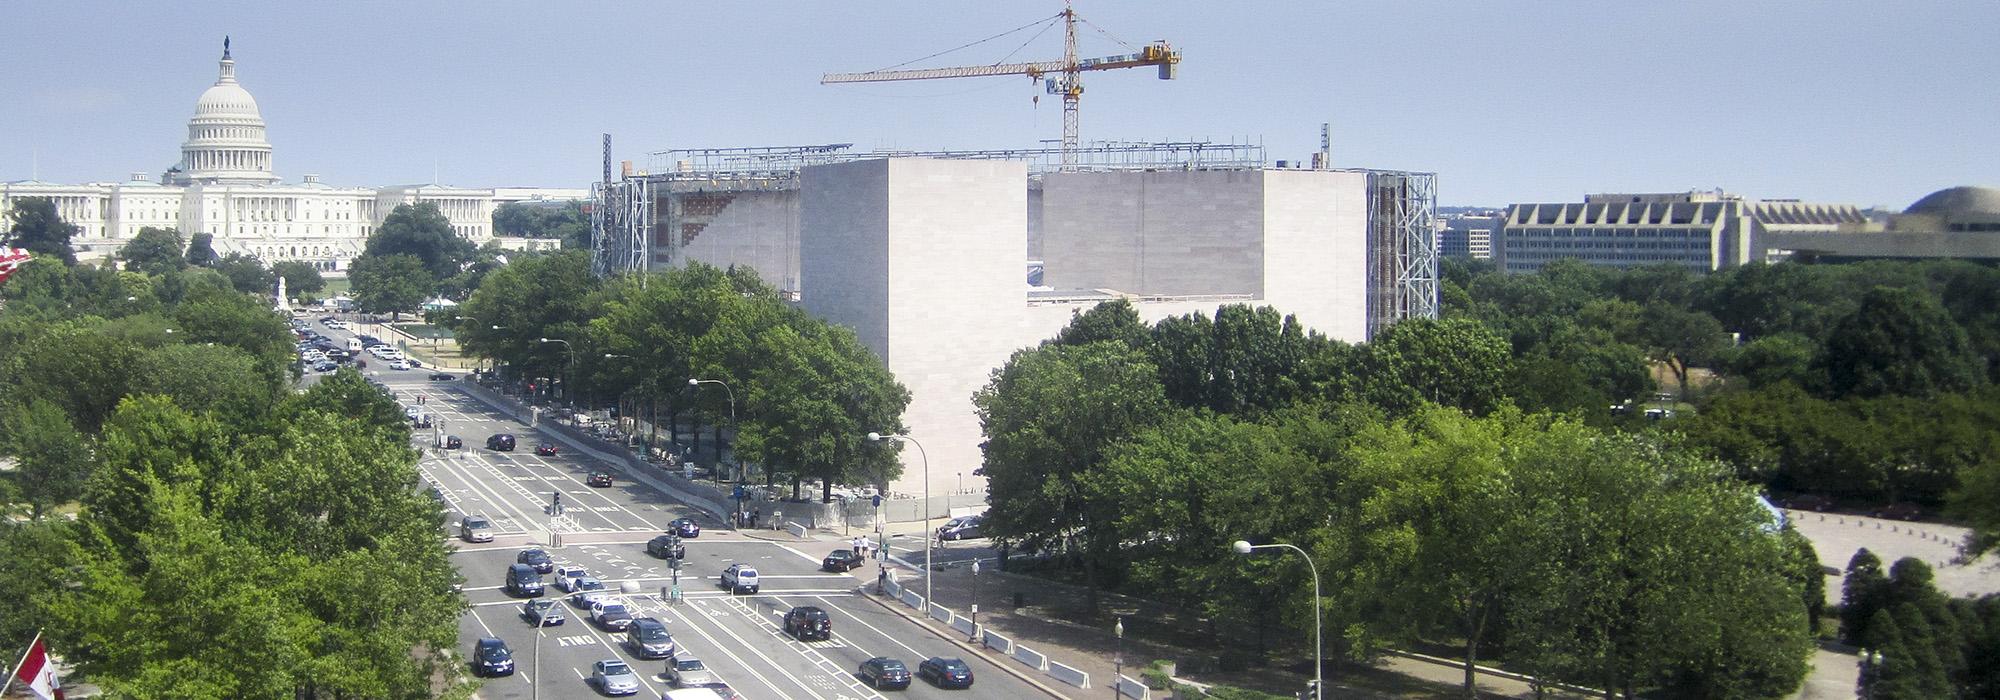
[969, 558, 982, 643]
[538, 338, 575, 403]
[1114, 616, 1125, 699]
[1233, 540, 1322, 700]
[529, 595, 561, 700]
[689, 378, 741, 525]
[867, 431, 931, 614]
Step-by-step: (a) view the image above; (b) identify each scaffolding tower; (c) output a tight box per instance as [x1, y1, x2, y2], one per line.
[1359, 170, 1440, 338]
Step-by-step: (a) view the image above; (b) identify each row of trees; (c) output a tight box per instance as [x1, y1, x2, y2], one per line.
[450, 253, 911, 501]
[0, 209, 468, 697]
[348, 202, 517, 314]
[118, 224, 328, 299]
[974, 301, 1819, 697]
[491, 201, 589, 250]
[1839, 551, 2000, 698]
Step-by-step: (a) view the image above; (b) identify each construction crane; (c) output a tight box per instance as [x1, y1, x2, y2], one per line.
[822, 3, 1180, 170]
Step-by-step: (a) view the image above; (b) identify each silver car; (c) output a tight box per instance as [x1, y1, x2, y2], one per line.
[665, 655, 718, 688]
[567, 577, 609, 608]
[460, 516, 494, 543]
[591, 659, 640, 696]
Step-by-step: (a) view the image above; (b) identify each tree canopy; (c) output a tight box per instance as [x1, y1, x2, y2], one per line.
[3, 197, 80, 265]
[118, 226, 188, 275]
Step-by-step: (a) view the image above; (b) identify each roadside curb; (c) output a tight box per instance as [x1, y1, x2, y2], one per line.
[857, 585, 1076, 700]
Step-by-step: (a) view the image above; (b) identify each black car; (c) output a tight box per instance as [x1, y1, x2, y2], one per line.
[486, 434, 516, 451]
[823, 549, 865, 572]
[668, 517, 701, 538]
[428, 372, 456, 381]
[918, 657, 973, 689]
[646, 534, 686, 560]
[472, 637, 514, 677]
[517, 548, 554, 574]
[782, 606, 832, 641]
[857, 657, 911, 690]
[445, 435, 463, 449]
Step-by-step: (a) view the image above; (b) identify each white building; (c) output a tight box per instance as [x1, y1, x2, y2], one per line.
[0, 40, 514, 274]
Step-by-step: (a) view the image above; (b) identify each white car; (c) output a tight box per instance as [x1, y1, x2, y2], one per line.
[721, 564, 759, 594]
[389, 360, 411, 371]
[552, 565, 588, 588]
[568, 578, 610, 607]
[590, 598, 634, 631]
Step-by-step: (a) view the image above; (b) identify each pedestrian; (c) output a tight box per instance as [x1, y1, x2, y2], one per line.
[851, 537, 863, 557]
[751, 507, 762, 529]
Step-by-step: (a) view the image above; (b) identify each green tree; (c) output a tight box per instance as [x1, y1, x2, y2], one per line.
[118, 226, 188, 275]
[1722, 332, 1821, 391]
[348, 253, 433, 315]
[365, 202, 474, 281]
[213, 252, 275, 295]
[1052, 298, 1148, 349]
[1357, 317, 1513, 416]
[493, 201, 589, 250]
[183, 231, 218, 267]
[1951, 452, 2000, 558]
[0, 399, 93, 519]
[728, 319, 910, 500]
[2, 197, 80, 265]
[1818, 286, 1985, 399]
[1637, 302, 1727, 399]
[453, 250, 598, 383]
[270, 260, 326, 297]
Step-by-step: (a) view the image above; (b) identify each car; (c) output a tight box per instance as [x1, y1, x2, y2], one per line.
[590, 599, 635, 631]
[721, 564, 759, 594]
[591, 659, 641, 696]
[568, 577, 610, 608]
[535, 442, 559, 456]
[444, 435, 463, 449]
[412, 414, 432, 429]
[505, 562, 544, 597]
[668, 517, 701, 538]
[325, 349, 350, 361]
[588, 471, 615, 487]
[520, 598, 565, 626]
[312, 361, 338, 373]
[471, 637, 514, 677]
[936, 515, 984, 541]
[428, 372, 455, 381]
[625, 617, 676, 659]
[857, 657, 912, 690]
[459, 515, 494, 543]
[782, 606, 832, 641]
[665, 655, 719, 687]
[552, 565, 588, 587]
[517, 548, 555, 574]
[646, 534, 686, 560]
[823, 549, 865, 572]
[1781, 494, 1834, 512]
[486, 434, 516, 451]
[687, 682, 743, 700]
[1875, 502, 1924, 521]
[388, 360, 412, 371]
[917, 657, 974, 689]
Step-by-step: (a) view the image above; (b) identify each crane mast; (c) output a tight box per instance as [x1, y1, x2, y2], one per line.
[821, 4, 1180, 171]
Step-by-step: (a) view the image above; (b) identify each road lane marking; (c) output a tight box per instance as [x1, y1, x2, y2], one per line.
[810, 594, 936, 661]
[661, 598, 808, 700]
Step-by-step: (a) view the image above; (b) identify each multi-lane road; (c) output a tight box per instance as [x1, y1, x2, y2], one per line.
[314, 323, 1043, 700]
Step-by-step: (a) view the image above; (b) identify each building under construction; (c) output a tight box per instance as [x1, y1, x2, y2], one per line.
[592, 138, 1437, 497]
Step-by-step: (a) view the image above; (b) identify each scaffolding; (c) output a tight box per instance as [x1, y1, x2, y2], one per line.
[643, 140, 1265, 179]
[1357, 169, 1440, 338]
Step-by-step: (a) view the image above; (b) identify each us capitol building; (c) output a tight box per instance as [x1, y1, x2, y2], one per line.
[1, 40, 576, 274]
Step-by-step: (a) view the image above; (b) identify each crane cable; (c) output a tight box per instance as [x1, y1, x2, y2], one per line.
[867, 12, 1066, 74]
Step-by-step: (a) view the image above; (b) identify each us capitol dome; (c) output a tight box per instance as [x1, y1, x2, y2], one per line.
[168, 37, 279, 186]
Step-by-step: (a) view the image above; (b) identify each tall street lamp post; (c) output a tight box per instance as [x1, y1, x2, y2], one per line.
[530, 598, 561, 700]
[1114, 616, 1125, 699]
[1233, 540, 1322, 700]
[689, 378, 740, 526]
[866, 431, 930, 613]
[538, 337, 574, 404]
[969, 558, 982, 642]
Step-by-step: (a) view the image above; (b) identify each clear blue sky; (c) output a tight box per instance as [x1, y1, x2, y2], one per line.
[5, 1, 1995, 208]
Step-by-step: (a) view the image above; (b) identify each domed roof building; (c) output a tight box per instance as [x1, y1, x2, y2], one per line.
[1898, 186, 2000, 233]
[170, 37, 278, 185]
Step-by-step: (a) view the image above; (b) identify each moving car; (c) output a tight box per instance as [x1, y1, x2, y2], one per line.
[388, 360, 411, 371]
[646, 534, 686, 560]
[535, 442, 559, 457]
[918, 657, 974, 689]
[552, 565, 588, 589]
[444, 435, 463, 449]
[823, 549, 865, 572]
[517, 548, 554, 574]
[591, 659, 641, 696]
[857, 657, 912, 690]
[936, 515, 984, 541]
[471, 637, 514, 677]
[625, 617, 676, 659]
[587, 471, 615, 487]
[668, 517, 701, 538]
[686, 683, 742, 700]
[590, 599, 635, 631]
[412, 414, 432, 429]
[567, 577, 610, 608]
[721, 564, 759, 594]
[520, 598, 565, 626]
[428, 372, 455, 381]
[782, 606, 832, 641]
[504, 563, 543, 597]
[459, 515, 494, 543]
[486, 433, 516, 451]
[665, 656, 718, 687]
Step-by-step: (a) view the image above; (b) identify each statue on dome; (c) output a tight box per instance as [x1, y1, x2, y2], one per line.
[223, 36, 231, 60]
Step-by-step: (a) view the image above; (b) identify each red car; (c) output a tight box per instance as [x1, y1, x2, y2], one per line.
[587, 472, 614, 487]
[536, 443, 559, 457]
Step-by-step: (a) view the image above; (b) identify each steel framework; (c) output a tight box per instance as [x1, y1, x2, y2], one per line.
[1358, 170, 1440, 338]
[590, 178, 651, 279]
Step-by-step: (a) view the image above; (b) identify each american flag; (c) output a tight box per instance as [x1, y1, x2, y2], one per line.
[0, 248, 31, 287]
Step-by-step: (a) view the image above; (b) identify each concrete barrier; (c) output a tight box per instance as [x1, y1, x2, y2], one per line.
[929, 604, 955, 623]
[1013, 645, 1049, 672]
[1046, 660, 1090, 689]
[1115, 674, 1151, 700]
[901, 590, 924, 609]
[949, 615, 975, 636]
[786, 521, 809, 538]
[982, 630, 1013, 654]
[884, 579, 903, 598]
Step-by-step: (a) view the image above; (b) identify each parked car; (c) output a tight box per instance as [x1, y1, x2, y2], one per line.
[721, 564, 759, 594]
[312, 361, 338, 373]
[591, 658, 641, 696]
[486, 434, 516, 451]
[459, 516, 494, 543]
[471, 637, 514, 677]
[428, 372, 455, 381]
[665, 656, 718, 687]
[520, 598, 565, 626]
[517, 548, 554, 573]
[625, 617, 676, 659]
[936, 515, 984, 541]
[647, 535, 686, 560]
[857, 657, 912, 690]
[783, 606, 832, 641]
[535, 442, 559, 456]
[444, 435, 463, 449]
[823, 549, 865, 572]
[669, 517, 701, 538]
[588, 471, 615, 487]
[917, 657, 974, 689]
[590, 599, 635, 631]
[1875, 502, 1924, 521]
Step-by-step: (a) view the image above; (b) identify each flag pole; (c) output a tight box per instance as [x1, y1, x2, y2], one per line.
[3, 630, 43, 692]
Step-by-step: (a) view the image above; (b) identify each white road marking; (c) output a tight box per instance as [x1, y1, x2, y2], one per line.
[663, 598, 831, 700]
[811, 594, 936, 661]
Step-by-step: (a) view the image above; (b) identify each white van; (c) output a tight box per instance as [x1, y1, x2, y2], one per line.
[346, 338, 363, 353]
